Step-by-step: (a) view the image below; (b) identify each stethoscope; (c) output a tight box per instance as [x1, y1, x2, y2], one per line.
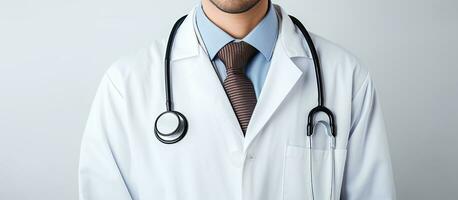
[154, 12, 337, 199]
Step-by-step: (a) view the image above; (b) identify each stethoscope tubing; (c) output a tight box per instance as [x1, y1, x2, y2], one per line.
[161, 14, 337, 141]
[288, 16, 324, 106]
[164, 15, 187, 112]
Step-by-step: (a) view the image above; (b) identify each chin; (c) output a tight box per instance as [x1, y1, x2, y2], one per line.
[209, 0, 262, 14]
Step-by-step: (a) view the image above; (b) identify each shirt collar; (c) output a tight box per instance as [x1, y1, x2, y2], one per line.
[195, 2, 279, 61]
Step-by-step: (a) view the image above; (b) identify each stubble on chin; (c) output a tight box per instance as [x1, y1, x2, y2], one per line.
[208, 0, 262, 14]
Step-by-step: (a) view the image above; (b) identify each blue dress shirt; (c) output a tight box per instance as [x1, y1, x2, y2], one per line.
[194, 3, 279, 98]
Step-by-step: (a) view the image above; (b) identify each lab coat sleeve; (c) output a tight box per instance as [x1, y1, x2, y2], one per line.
[78, 71, 133, 200]
[341, 74, 396, 200]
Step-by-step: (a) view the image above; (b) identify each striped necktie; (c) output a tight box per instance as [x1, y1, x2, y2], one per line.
[217, 41, 258, 135]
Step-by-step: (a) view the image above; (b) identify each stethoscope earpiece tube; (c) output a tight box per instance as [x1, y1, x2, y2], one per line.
[308, 121, 336, 200]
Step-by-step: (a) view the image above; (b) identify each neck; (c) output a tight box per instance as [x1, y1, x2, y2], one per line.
[201, 0, 269, 39]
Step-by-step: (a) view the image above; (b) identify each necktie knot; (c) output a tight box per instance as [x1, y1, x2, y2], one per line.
[217, 41, 258, 74]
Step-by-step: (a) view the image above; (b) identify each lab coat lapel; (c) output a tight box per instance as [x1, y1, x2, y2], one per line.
[244, 5, 312, 151]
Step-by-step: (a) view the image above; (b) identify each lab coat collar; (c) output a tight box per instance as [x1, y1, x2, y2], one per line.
[170, 4, 312, 61]
[169, 6, 201, 61]
[274, 5, 312, 59]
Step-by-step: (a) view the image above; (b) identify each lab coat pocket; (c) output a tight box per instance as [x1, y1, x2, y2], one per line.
[283, 121, 347, 200]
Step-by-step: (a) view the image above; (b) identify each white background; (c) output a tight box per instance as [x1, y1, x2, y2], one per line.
[1, 0, 457, 199]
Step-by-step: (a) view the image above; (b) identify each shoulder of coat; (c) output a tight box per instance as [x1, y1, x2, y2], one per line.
[104, 38, 167, 91]
[309, 33, 360, 68]
[309, 32, 370, 93]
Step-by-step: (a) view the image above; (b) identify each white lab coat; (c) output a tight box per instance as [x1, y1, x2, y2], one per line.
[79, 4, 396, 200]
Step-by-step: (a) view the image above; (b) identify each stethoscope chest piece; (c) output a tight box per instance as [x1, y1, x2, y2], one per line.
[154, 111, 188, 144]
